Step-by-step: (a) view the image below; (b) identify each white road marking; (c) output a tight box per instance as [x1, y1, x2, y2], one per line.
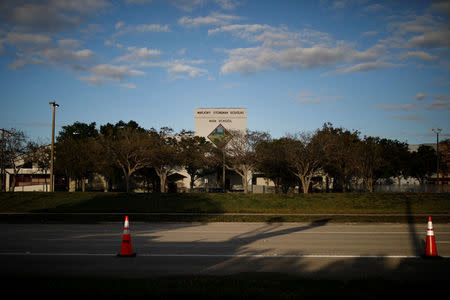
[0, 252, 438, 258]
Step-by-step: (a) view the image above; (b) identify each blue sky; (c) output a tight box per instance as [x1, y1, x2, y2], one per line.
[0, 0, 449, 145]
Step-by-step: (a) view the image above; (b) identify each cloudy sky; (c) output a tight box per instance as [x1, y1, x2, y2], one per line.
[0, 0, 449, 145]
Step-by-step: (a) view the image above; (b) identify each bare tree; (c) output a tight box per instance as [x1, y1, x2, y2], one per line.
[225, 129, 270, 193]
[4, 129, 28, 191]
[26, 141, 51, 191]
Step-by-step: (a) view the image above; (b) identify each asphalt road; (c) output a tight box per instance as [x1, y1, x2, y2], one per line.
[2, 221, 450, 280]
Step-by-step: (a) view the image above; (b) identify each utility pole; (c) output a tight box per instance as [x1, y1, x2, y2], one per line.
[431, 128, 442, 187]
[49, 101, 59, 192]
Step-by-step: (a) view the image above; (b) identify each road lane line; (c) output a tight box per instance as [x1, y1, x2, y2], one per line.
[0, 252, 435, 258]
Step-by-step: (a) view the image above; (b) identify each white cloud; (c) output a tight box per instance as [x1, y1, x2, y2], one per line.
[392, 115, 425, 120]
[335, 61, 400, 74]
[1, 0, 109, 33]
[135, 24, 171, 32]
[79, 75, 105, 86]
[4, 35, 94, 69]
[293, 89, 341, 104]
[140, 59, 208, 79]
[408, 28, 450, 49]
[4, 32, 52, 46]
[415, 93, 428, 100]
[377, 103, 420, 110]
[179, 12, 241, 28]
[90, 64, 145, 81]
[126, 0, 154, 3]
[378, 96, 450, 112]
[424, 100, 450, 110]
[115, 21, 125, 30]
[113, 23, 171, 38]
[400, 51, 439, 61]
[214, 0, 241, 10]
[116, 47, 161, 62]
[120, 82, 137, 89]
[212, 23, 397, 75]
[167, 63, 208, 78]
[40, 47, 93, 63]
[170, 0, 206, 12]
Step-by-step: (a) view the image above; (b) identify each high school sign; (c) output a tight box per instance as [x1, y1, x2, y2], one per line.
[194, 108, 247, 147]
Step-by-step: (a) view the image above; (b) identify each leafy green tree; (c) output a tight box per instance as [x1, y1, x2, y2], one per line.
[409, 145, 436, 184]
[378, 139, 410, 186]
[147, 127, 182, 193]
[283, 132, 324, 194]
[357, 136, 385, 192]
[178, 131, 213, 191]
[55, 122, 98, 191]
[316, 123, 360, 192]
[99, 120, 152, 193]
[255, 138, 297, 193]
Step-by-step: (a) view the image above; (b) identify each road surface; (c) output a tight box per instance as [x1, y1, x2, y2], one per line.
[2, 221, 450, 279]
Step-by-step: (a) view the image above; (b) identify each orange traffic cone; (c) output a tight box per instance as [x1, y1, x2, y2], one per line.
[424, 216, 438, 258]
[118, 216, 136, 257]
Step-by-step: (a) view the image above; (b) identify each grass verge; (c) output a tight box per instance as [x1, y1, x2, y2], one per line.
[1, 192, 449, 223]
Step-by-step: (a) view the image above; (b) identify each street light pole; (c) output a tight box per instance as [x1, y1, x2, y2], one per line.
[431, 128, 442, 186]
[49, 102, 59, 192]
[0, 129, 12, 192]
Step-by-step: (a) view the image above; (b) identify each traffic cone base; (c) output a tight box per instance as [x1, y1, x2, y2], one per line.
[117, 216, 136, 257]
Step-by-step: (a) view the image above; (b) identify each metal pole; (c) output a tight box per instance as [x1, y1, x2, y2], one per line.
[49, 102, 59, 192]
[436, 131, 439, 185]
[431, 128, 442, 188]
[50, 105, 55, 192]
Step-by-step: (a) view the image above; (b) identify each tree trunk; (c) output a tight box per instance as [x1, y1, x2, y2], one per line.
[9, 174, 16, 192]
[366, 177, 373, 193]
[81, 177, 86, 192]
[242, 173, 248, 194]
[160, 175, 166, 193]
[300, 177, 311, 194]
[124, 173, 131, 193]
[188, 171, 196, 192]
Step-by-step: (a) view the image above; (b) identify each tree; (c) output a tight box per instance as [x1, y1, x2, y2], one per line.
[255, 138, 297, 193]
[316, 123, 360, 192]
[409, 145, 436, 184]
[25, 141, 51, 191]
[147, 127, 182, 193]
[438, 139, 449, 180]
[100, 121, 152, 193]
[178, 131, 213, 191]
[55, 122, 98, 192]
[378, 139, 410, 186]
[356, 136, 385, 192]
[3, 129, 28, 191]
[225, 129, 270, 193]
[283, 132, 324, 194]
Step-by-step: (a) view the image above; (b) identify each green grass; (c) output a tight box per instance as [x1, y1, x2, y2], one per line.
[0, 192, 449, 223]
